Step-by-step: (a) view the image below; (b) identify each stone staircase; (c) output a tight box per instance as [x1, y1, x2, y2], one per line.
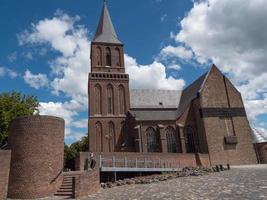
[54, 172, 81, 199]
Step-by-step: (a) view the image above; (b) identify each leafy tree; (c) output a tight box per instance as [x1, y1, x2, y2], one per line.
[64, 136, 89, 170]
[0, 92, 39, 147]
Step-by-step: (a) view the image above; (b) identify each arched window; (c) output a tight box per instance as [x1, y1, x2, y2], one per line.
[96, 46, 102, 66]
[185, 126, 195, 153]
[95, 84, 102, 115]
[115, 48, 121, 67]
[108, 121, 115, 152]
[106, 47, 112, 66]
[95, 122, 103, 152]
[107, 84, 114, 114]
[119, 85, 126, 114]
[146, 127, 160, 152]
[166, 126, 177, 153]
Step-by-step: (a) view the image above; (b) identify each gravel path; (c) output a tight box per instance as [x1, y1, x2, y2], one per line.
[81, 165, 267, 200]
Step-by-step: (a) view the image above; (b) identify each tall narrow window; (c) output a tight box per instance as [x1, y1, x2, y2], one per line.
[115, 48, 121, 67]
[166, 126, 177, 153]
[108, 121, 115, 152]
[222, 117, 234, 136]
[185, 126, 195, 153]
[119, 85, 126, 114]
[96, 46, 102, 66]
[106, 47, 112, 66]
[95, 84, 102, 115]
[95, 122, 103, 152]
[107, 84, 114, 114]
[146, 127, 160, 152]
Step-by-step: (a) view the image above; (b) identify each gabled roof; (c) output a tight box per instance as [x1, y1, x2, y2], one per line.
[176, 64, 222, 118]
[176, 72, 207, 117]
[129, 109, 177, 121]
[93, 2, 122, 44]
[252, 128, 267, 143]
[130, 89, 182, 109]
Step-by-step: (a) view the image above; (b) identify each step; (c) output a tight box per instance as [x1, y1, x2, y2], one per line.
[62, 181, 73, 184]
[61, 183, 72, 186]
[57, 188, 73, 192]
[54, 191, 73, 196]
[60, 185, 73, 189]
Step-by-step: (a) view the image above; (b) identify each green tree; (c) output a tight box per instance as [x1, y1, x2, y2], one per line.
[0, 92, 39, 147]
[64, 136, 88, 170]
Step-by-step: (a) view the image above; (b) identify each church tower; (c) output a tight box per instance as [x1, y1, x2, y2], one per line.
[88, 2, 130, 152]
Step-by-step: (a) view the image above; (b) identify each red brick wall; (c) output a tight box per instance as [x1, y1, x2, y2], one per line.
[7, 115, 65, 199]
[74, 169, 101, 198]
[255, 142, 267, 164]
[200, 66, 257, 165]
[77, 152, 197, 170]
[0, 150, 11, 200]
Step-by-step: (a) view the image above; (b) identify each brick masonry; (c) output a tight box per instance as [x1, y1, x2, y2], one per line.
[7, 115, 65, 199]
[200, 66, 257, 165]
[74, 169, 101, 198]
[255, 142, 267, 164]
[0, 150, 11, 200]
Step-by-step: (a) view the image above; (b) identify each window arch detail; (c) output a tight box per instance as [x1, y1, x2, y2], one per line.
[95, 122, 103, 152]
[105, 47, 112, 66]
[94, 84, 102, 115]
[119, 85, 126, 114]
[115, 48, 121, 67]
[96, 46, 102, 66]
[166, 126, 177, 153]
[108, 121, 115, 152]
[146, 127, 160, 152]
[107, 84, 114, 114]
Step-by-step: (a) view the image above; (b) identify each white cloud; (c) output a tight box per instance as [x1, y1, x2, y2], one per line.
[166, 0, 267, 123]
[160, 14, 167, 22]
[0, 66, 18, 79]
[23, 69, 49, 89]
[72, 119, 88, 129]
[125, 54, 185, 90]
[167, 64, 181, 71]
[159, 45, 193, 60]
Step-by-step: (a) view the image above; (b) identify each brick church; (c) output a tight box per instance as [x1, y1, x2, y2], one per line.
[88, 2, 257, 165]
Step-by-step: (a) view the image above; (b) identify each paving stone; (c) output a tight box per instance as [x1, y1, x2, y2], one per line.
[82, 165, 267, 200]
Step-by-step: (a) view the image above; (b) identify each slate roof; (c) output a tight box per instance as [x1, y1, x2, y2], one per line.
[130, 89, 182, 109]
[93, 2, 122, 44]
[252, 128, 267, 143]
[176, 72, 207, 117]
[129, 109, 177, 121]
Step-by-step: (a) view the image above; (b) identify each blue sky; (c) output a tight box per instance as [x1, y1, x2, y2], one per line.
[0, 0, 267, 144]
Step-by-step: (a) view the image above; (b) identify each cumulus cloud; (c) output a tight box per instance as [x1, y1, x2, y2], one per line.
[0, 66, 18, 79]
[125, 54, 185, 90]
[23, 69, 49, 89]
[165, 0, 267, 126]
[159, 45, 193, 60]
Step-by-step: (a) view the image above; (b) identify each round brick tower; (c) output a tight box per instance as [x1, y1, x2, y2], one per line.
[7, 115, 65, 199]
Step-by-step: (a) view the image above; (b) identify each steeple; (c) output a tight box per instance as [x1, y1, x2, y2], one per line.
[93, 1, 122, 44]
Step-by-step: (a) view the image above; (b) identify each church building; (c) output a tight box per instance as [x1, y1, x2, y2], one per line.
[88, 2, 257, 165]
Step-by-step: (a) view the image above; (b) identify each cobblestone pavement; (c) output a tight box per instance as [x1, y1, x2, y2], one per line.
[81, 165, 267, 200]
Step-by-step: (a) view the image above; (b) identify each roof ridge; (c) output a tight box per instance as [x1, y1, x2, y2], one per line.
[93, 2, 122, 44]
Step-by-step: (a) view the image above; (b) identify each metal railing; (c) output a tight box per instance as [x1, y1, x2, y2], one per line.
[99, 155, 180, 171]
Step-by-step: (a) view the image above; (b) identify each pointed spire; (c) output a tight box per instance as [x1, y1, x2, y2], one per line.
[93, 1, 122, 44]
